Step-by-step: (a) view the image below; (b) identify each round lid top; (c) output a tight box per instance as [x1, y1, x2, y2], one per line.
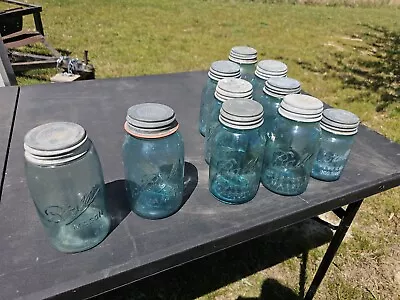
[24, 122, 90, 165]
[208, 60, 241, 81]
[229, 46, 258, 65]
[263, 77, 301, 98]
[219, 98, 264, 130]
[125, 103, 179, 138]
[255, 60, 288, 80]
[278, 94, 323, 123]
[321, 108, 360, 135]
[215, 78, 253, 102]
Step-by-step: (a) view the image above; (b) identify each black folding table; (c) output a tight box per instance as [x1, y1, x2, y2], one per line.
[0, 72, 399, 300]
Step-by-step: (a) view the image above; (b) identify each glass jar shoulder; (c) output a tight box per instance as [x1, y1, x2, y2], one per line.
[213, 125, 265, 151]
[321, 130, 355, 148]
[273, 116, 321, 143]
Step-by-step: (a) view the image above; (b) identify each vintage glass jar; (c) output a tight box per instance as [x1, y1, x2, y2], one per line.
[261, 94, 323, 196]
[198, 60, 241, 136]
[24, 122, 111, 253]
[312, 108, 359, 181]
[122, 103, 184, 219]
[209, 99, 265, 204]
[228, 46, 257, 81]
[204, 77, 253, 164]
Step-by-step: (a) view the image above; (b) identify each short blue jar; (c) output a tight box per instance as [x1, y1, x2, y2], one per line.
[312, 109, 359, 181]
[261, 94, 323, 196]
[198, 60, 241, 136]
[256, 77, 301, 138]
[228, 46, 258, 82]
[209, 99, 265, 204]
[122, 103, 185, 219]
[205, 78, 253, 164]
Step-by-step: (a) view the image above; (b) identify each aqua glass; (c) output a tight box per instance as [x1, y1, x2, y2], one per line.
[123, 103, 184, 219]
[199, 61, 240, 136]
[24, 122, 111, 253]
[209, 99, 265, 204]
[229, 46, 258, 82]
[261, 94, 323, 196]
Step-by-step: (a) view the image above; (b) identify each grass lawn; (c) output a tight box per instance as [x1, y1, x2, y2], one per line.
[6, 0, 400, 299]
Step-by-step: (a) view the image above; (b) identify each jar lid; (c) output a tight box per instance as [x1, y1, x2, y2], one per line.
[255, 60, 288, 80]
[219, 98, 264, 130]
[278, 94, 323, 123]
[24, 122, 91, 166]
[321, 108, 360, 135]
[263, 77, 301, 98]
[208, 60, 241, 81]
[215, 78, 253, 102]
[125, 103, 179, 138]
[229, 46, 258, 65]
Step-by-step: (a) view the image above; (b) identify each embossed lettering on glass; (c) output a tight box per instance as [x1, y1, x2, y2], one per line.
[24, 122, 111, 253]
[228, 46, 257, 82]
[122, 103, 185, 219]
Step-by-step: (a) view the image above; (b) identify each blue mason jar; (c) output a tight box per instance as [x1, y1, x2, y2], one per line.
[228, 46, 258, 82]
[261, 94, 323, 196]
[24, 122, 111, 253]
[198, 60, 241, 136]
[122, 103, 185, 219]
[205, 78, 253, 164]
[252, 60, 288, 102]
[209, 99, 265, 204]
[312, 109, 359, 181]
[255, 77, 301, 138]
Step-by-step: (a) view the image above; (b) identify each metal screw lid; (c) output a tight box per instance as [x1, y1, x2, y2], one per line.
[278, 94, 323, 123]
[229, 46, 258, 65]
[255, 60, 288, 80]
[263, 77, 301, 98]
[24, 122, 91, 166]
[125, 103, 179, 138]
[219, 98, 264, 130]
[214, 78, 253, 102]
[321, 108, 360, 135]
[208, 60, 241, 81]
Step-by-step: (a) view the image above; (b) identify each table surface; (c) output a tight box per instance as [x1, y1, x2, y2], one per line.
[0, 72, 399, 300]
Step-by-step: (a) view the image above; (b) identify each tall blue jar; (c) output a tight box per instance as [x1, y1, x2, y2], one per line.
[209, 99, 265, 204]
[24, 122, 111, 253]
[256, 77, 301, 138]
[252, 60, 288, 102]
[122, 103, 184, 219]
[198, 60, 241, 136]
[205, 78, 253, 164]
[312, 109, 359, 181]
[261, 94, 323, 196]
[228, 46, 257, 82]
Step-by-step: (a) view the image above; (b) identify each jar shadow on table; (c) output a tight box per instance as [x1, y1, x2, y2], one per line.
[105, 162, 198, 231]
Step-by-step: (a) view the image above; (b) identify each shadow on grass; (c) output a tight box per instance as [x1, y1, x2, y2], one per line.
[95, 218, 333, 300]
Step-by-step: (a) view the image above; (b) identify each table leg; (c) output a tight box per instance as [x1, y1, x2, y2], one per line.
[304, 199, 364, 300]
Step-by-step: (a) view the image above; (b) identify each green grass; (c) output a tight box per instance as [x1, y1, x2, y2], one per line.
[8, 0, 400, 299]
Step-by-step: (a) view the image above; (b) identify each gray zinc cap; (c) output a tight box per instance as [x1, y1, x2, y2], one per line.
[208, 60, 241, 81]
[215, 78, 253, 102]
[219, 98, 264, 130]
[255, 60, 288, 80]
[24, 122, 90, 166]
[321, 108, 360, 135]
[229, 46, 258, 65]
[264, 77, 301, 98]
[278, 94, 323, 123]
[125, 103, 179, 138]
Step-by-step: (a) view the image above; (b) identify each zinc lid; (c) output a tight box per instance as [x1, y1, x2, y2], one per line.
[263, 77, 301, 98]
[278, 94, 323, 123]
[208, 60, 241, 81]
[229, 46, 258, 65]
[255, 60, 288, 80]
[219, 98, 264, 130]
[125, 103, 179, 138]
[215, 78, 253, 102]
[321, 108, 360, 135]
[24, 122, 90, 166]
